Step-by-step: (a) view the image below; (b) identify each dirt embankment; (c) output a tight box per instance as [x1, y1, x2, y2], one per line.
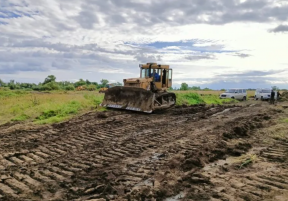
[0, 102, 287, 201]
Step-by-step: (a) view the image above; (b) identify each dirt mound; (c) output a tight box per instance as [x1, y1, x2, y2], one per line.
[222, 114, 271, 140]
[280, 91, 288, 101]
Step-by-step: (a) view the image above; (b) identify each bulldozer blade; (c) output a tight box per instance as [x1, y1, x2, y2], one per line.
[100, 86, 155, 113]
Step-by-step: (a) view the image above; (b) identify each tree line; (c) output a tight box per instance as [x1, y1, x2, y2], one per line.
[178, 83, 285, 91]
[0, 75, 122, 91]
[178, 83, 213, 91]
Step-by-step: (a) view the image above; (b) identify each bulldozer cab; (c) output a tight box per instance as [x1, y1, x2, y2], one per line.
[139, 63, 173, 90]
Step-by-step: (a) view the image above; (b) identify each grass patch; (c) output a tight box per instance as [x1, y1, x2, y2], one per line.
[201, 95, 238, 104]
[35, 101, 82, 124]
[281, 118, 288, 123]
[83, 93, 104, 105]
[0, 90, 28, 98]
[11, 114, 30, 122]
[176, 93, 204, 105]
[237, 154, 259, 169]
[175, 92, 237, 106]
[0, 89, 239, 125]
[0, 90, 105, 125]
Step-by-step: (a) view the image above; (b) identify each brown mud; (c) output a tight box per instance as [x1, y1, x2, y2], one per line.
[0, 101, 287, 201]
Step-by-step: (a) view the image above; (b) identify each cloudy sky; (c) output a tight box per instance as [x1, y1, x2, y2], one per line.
[1, 0, 288, 89]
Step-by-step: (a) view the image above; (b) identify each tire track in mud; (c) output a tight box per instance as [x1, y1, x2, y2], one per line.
[0, 105, 230, 200]
[201, 140, 288, 201]
[186, 109, 288, 201]
[0, 104, 266, 201]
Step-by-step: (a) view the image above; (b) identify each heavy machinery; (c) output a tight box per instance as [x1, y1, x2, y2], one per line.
[99, 85, 108, 93]
[99, 83, 117, 93]
[100, 63, 176, 113]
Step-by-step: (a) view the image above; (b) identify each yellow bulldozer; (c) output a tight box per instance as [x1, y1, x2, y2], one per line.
[99, 86, 108, 93]
[100, 63, 176, 113]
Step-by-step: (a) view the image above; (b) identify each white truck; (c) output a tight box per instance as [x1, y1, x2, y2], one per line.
[219, 88, 247, 101]
[255, 88, 277, 100]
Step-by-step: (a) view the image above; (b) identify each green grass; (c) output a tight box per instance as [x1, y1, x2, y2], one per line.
[175, 92, 238, 106]
[0, 90, 28, 98]
[11, 114, 30, 122]
[0, 89, 238, 125]
[176, 93, 205, 105]
[281, 118, 288, 123]
[0, 89, 105, 125]
[35, 100, 82, 124]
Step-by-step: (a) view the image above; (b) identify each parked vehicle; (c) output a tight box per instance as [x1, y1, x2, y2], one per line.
[219, 88, 247, 101]
[255, 88, 278, 101]
[254, 88, 270, 100]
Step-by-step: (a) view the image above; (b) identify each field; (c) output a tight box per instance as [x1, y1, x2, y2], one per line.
[0, 90, 239, 126]
[1, 89, 288, 201]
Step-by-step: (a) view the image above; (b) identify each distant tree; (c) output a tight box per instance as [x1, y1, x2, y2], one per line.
[74, 79, 86, 88]
[8, 80, 16, 90]
[115, 82, 122, 86]
[189, 86, 201, 90]
[87, 84, 97, 91]
[272, 86, 280, 91]
[43, 82, 60, 90]
[58, 81, 72, 87]
[91, 82, 98, 86]
[220, 89, 226, 91]
[64, 85, 75, 91]
[0, 79, 5, 87]
[203, 87, 212, 91]
[180, 83, 188, 90]
[100, 79, 109, 87]
[43, 75, 56, 85]
[86, 79, 91, 85]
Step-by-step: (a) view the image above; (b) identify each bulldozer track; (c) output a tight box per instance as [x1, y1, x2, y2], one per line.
[0, 103, 286, 200]
[198, 139, 288, 201]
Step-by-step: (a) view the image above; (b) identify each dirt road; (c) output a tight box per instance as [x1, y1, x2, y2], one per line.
[0, 101, 288, 201]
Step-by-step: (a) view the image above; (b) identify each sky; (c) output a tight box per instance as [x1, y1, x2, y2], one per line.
[0, 0, 288, 89]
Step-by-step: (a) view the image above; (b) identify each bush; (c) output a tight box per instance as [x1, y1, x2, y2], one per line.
[65, 85, 75, 91]
[32, 85, 42, 91]
[41, 85, 52, 91]
[87, 85, 96, 91]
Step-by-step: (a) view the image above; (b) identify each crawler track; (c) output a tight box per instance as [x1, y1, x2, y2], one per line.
[0, 103, 285, 200]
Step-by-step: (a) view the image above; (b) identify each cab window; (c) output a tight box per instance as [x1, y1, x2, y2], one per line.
[141, 69, 148, 78]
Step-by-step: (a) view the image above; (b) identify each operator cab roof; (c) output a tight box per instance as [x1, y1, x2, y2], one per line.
[139, 63, 170, 69]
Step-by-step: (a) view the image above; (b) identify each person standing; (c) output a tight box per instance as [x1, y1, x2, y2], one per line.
[277, 90, 281, 100]
[270, 89, 275, 104]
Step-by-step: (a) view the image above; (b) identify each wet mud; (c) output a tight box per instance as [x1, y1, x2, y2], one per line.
[0, 102, 287, 200]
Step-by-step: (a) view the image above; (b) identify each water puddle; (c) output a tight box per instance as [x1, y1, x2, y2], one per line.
[151, 153, 166, 160]
[134, 178, 154, 187]
[165, 192, 186, 201]
[211, 108, 231, 117]
[203, 158, 235, 172]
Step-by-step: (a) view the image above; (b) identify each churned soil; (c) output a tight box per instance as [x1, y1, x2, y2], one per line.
[0, 101, 287, 201]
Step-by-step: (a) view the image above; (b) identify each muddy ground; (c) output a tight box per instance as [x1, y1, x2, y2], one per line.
[0, 100, 288, 201]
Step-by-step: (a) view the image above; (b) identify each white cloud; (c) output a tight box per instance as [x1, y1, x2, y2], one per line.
[0, 0, 288, 89]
